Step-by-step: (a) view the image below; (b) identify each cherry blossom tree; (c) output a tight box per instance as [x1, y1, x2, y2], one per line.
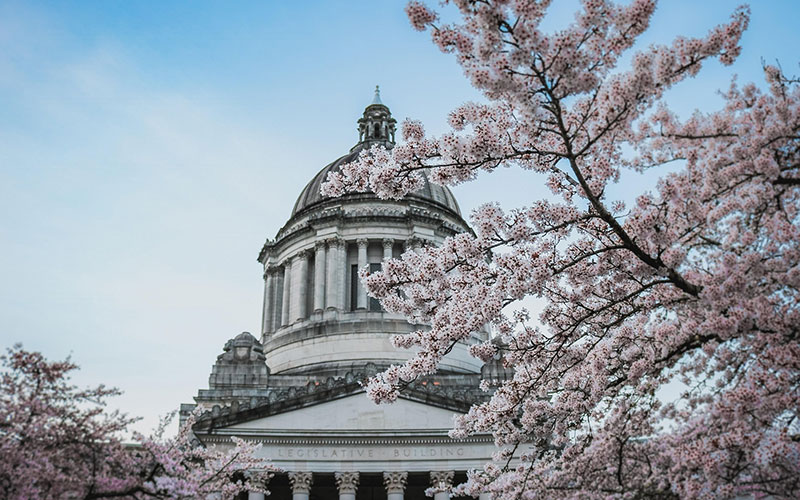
[0, 345, 274, 499]
[322, 0, 799, 498]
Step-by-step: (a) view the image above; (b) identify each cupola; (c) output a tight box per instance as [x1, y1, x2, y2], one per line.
[355, 86, 397, 147]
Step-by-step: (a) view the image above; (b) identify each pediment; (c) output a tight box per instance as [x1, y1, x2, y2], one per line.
[221, 393, 461, 433]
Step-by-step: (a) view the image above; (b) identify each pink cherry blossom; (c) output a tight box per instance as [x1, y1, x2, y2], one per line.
[323, 1, 799, 498]
[0, 345, 276, 499]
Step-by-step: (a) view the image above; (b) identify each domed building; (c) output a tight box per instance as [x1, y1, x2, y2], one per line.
[183, 89, 504, 500]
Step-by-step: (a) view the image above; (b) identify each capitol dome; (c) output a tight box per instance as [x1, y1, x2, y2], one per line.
[289, 88, 462, 220]
[187, 91, 505, 496]
[255, 88, 486, 377]
[290, 149, 462, 219]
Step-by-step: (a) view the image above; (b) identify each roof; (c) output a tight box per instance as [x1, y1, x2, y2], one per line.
[193, 367, 486, 433]
[290, 145, 462, 218]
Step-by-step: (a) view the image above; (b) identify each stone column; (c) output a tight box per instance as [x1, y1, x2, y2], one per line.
[290, 250, 309, 322]
[382, 238, 394, 261]
[247, 470, 269, 500]
[261, 269, 275, 336]
[335, 471, 360, 500]
[405, 237, 423, 252]
[281, 259, 292, 327]
[313, 241, 326, 312]
[271, 268, 283, 332]
[356, 239, 368, 310]
[333, 239, 346, 310]
[288, 471, 313, 500]
[383, 471, 407, 500]
[325, 238, 338, 309]
[429, 471, 454, 500]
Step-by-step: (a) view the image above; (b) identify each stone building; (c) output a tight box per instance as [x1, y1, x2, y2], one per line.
[183, 89, 506, 499]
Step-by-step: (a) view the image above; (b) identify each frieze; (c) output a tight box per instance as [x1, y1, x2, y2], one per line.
[276, 446, 469, 461]
[344, 206, 407, 217]
[409, 206, 442, 219]
[308, 207, 344, 220]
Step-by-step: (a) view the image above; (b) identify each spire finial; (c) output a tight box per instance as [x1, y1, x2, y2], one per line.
[372, 85, 382, 105]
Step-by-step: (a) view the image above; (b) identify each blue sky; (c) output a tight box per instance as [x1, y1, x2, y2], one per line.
[1, 0, 798, 434]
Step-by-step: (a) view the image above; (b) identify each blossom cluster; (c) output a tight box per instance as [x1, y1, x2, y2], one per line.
[0, 345, 275, 499]
[322, 1, 798, 498]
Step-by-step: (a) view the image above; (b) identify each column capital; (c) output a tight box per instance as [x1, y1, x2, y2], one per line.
[405, 236, 424, 250]
[295, 249, 310, 260]
[382, 238, 395, 249]
[326, 237, 345, 248]
[288, 471, 313, 494]
[356, 238, 369, 248]
[315, 239, 327, 250]
[266, 265, 281, 275]
[383, 471, 407, 494]
[282, 255, 294, 267]
[335, 471, 360, 494]
[246, 470, 272, 492]
[429, 470, 454, 492]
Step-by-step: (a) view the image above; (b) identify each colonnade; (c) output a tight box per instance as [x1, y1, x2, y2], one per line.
[247, 470, 492, 499]
[262, 237, 424, 337]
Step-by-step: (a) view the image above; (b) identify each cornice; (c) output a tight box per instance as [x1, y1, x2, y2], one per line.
[193, 369, 486, 433]
[198, 434, 493, 446]
[263, 199, 472, 260]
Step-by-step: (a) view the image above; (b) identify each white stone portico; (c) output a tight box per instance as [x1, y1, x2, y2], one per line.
[204, 395, 497, 473]
[183, 88, 509, 499]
